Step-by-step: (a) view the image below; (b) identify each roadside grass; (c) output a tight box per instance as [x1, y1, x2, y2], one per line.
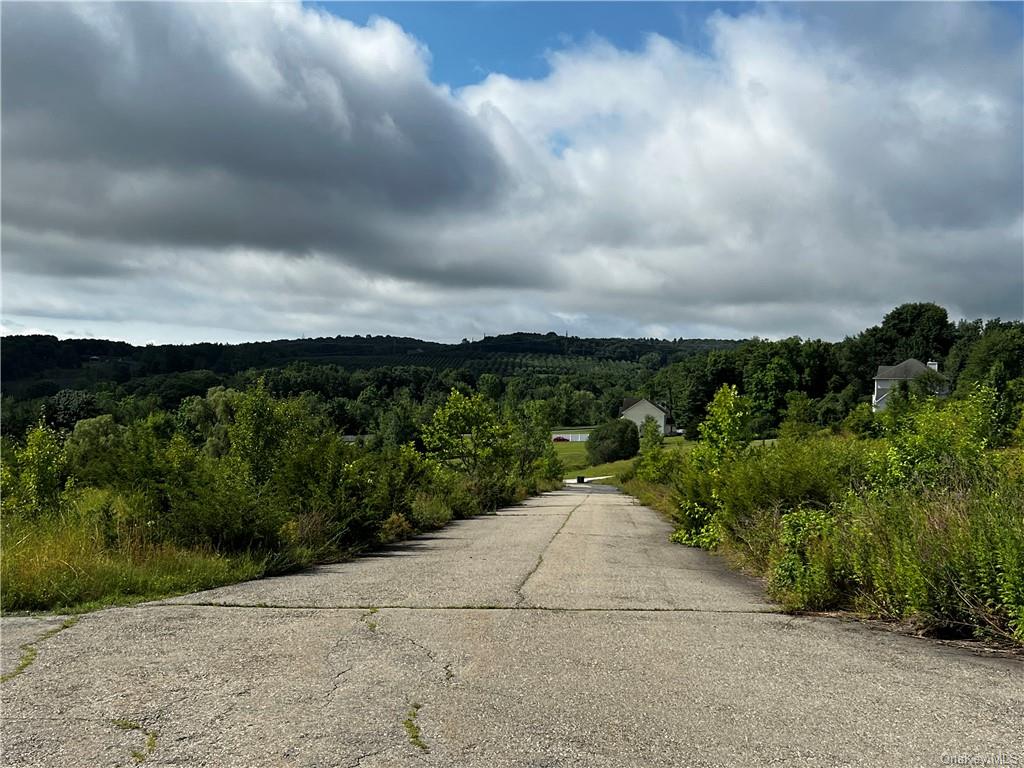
[1, 514, 265, 614]
[621, 477, 676, 513]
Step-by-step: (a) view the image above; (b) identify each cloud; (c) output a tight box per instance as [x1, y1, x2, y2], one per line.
[2, 2, 1021, 344]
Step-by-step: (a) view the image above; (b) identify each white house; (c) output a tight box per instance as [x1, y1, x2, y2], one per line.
[619, 398, 674, 436]
[872, 358, 948, 412]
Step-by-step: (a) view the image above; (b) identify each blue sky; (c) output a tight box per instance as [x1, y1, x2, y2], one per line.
[320, 2, 1023, 88]
[319, 2, 756, 86]
[2, 2, 1022, 344]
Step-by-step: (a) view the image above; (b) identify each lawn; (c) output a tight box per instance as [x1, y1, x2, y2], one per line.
[554, 437, 693, 481]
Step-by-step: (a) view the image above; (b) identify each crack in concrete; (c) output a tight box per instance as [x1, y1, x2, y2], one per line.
[326, 665, 354, 702]
[1, 616, 79, 684]
[513, 497, 587, 607]
[342, 746, 389, 767]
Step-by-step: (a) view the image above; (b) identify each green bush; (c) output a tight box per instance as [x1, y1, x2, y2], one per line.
[635, 416, 673, 483]
[832, 469, 1024, 640]
[715, 437, 870, 563]
[586, 419, 639, 465]
[671, 384, 751, 547]
[409, 491, 454, 531]
[769, 506, 840, 610]
[662, 383, 1023, 643]
[870, 385, 996, 489]
[1, 423, 73, 520]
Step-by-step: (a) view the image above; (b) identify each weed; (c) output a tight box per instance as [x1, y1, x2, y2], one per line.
[403, 702, 428, 752]
[0, 616, 78, 684]
[109, 718, 158, 763]
[361, 607, 379, 632]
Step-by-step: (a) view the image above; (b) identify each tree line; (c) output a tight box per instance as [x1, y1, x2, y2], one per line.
[3, 302, 1022, 446]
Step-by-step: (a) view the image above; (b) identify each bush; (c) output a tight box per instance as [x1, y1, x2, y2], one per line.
[715, 437, 870, 562]
[409, 491, 454, 531]
[832, 470, 1024, 640]
[1, 423, 73, 520]
[870, 385, 996, 489]
[0, 384, 561, 613]
[635, 416, 674, 483]
[586, 419, 639, 465]
[769, 506, 840, 610]
[662, 383, 1023, 643]
[671, 384, 751, 547]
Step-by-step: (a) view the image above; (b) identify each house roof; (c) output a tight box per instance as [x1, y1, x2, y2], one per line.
[874, 358, 945, 381]
[620, 397, 669, 416]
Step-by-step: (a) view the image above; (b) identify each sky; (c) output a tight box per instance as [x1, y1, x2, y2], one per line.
[2, 1, 1022, 346]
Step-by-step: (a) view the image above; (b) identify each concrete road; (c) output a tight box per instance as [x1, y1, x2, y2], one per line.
[2, 486, 1021, 767]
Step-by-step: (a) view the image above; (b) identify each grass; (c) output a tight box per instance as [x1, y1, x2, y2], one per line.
[553, 441, 589, 471]
[0, 617, 79, 684]
[361, 607, 379, 631]
[403, 702, 428, 751]
[110, 718, 159, 763]
[1, 514, 265, 614]
[555, 436, 693, 473]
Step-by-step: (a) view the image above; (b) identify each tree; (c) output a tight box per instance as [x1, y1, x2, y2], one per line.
[422, 390, 511, 481]
[635, 415, 672, 483]
[42, 389, 100, 431]
[880, 302, 955, 363]
[586, 419, 639, 465]
[779, 391, 817, 439]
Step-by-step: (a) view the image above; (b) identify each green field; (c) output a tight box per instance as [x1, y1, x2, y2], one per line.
[554, 436, 692, 478]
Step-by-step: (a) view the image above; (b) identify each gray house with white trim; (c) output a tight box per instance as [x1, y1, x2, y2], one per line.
[872, 358, 948, 412]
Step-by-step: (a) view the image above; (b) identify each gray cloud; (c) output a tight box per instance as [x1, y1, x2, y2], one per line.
[2, 2, 1021, 344]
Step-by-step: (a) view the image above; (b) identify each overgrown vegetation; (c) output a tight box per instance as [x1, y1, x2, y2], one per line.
[0, 384, 562, 613]
[629, 381, 1024, 644]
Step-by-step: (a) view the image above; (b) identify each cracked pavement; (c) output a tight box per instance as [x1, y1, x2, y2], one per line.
[1, 485, 1021, 766]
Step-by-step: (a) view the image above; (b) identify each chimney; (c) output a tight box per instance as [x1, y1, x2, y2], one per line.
[927, 361, 939, 372]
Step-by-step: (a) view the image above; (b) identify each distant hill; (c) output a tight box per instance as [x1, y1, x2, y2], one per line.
[1, 331, 745, 397]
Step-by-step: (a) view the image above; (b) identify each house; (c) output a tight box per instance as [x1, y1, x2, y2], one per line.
[872, 358, 948, 412]
[620, 398, 674, 436]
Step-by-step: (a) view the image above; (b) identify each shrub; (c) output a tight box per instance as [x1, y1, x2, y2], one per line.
[635, 416, 674, 483]
[832, 471, 1024, 641]
[842, 402, 878, 438]
[870, 384, 996, 489]
[715, 437, 870, 562]
[768, 506, 840, 610]
[379, 513, 415, 544]
[671, 384, 751, 547]
[1, 422, 73, 520]
[586, 419, 639, 465]
[409, 491, 454, 531]
[662, 382, 1023, 643]
[0, 383, 570, 613]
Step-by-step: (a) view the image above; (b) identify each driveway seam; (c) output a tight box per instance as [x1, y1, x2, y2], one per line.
[138, 603, 778, 614]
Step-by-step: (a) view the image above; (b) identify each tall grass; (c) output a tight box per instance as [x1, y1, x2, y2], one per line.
[2, 496, 265, 612]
